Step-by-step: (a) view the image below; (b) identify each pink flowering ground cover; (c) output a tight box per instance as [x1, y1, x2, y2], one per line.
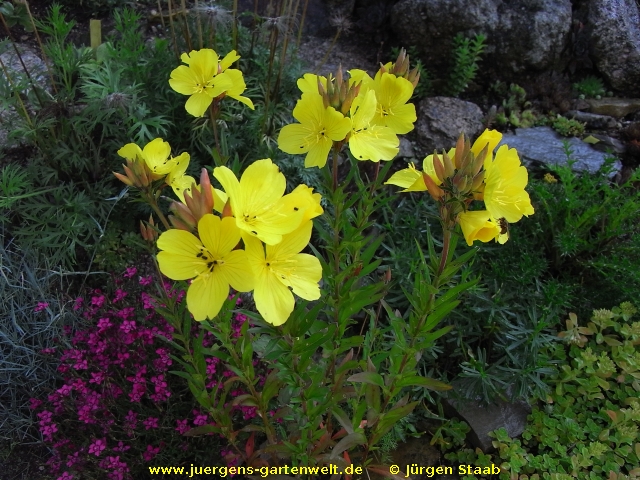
[31, 267, 265, 480]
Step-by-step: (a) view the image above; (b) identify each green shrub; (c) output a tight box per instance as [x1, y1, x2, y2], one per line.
[552, 115, 585, 137]
[445, 33, 486, 97]
[573, 75, 606, 99]
[444, 302, 640, 480]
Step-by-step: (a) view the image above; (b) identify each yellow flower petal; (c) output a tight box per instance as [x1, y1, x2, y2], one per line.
[484, 145, 534, 223]
[253, 268, 295, 326]
[199, 215, 241, 260]
[385, 164, 427, 191]
[472, 129, 503, 158]
[117, 143, 143, 161]
[187, 271, 229, 321]
[185, 92, 215, 117]
[220, 69, 254, 109]
[458, 210, 500, 246]
[219, 50, 240, 71]
[171, 174, 196, 203]
[157, 230, 207, 279]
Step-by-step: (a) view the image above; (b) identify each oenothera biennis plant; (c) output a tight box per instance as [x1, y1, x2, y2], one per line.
[113, 48, 534, 478]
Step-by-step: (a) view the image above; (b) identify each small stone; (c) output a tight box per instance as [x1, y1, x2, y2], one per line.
[442, 384, 531, 452]
[585, 98, 640, 118]
[566, 110, 617, 129]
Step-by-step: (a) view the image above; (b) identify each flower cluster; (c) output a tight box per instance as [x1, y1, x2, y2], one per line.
[277, 49, 419, 167]
[169, 48, 254, 117]
[32, 268, 266, 480]
[386, 129, 534, 245]
[113, 137, 195, 203]
[157, 158, 323, 325]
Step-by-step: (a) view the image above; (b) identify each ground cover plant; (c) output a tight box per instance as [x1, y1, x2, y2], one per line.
[442, 302, 640, 480]
[2, 1, 640, 479]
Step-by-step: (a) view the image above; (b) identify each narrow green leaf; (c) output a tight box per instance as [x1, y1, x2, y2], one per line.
[347, 372, 384, 387]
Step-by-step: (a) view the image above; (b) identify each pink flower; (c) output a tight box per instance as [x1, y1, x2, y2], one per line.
[34, 302, 49, 312]
[91, 295, 105, 308]
[113, 289, 128, 303]
[139, 275, 153, 286]
[119, 319, 136, 334]
[142, 417, 159, 430]
[142, 444, 161, 462]
[56, 472, 74, 480]
[72, 297, 83, 311]
[123, 266, 137, 278]
[88, 438, 107, 457]
[175, 419, 190, 435]
[112, 441, 130, 453]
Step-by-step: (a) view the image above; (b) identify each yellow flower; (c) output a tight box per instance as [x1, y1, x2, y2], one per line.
[213, 159, 312, 245]
[156, 214, 254, 321]
[220, 68, 254, 109]
[277, 92, 352, 168]
[483, 145, 535, 223]
[118, 138, 176, 176]
[385, 152, 446, 191]
[347, 90, 399, 162]
[472, 129, 503, 161]
[169, 49, 232, 117]
[243, 221, 322, 326]
[297, 73, 328, 94]
[458, 210, 501, 246]
[349, 69, 416, 134]
[164, 151, 194, 202]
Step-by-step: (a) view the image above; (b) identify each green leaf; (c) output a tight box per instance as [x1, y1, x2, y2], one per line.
[347, 372, 384, 387]
[331, 432, 366, 458]
[332, 406, 355, 435]
[397, 375, 452, 391]
[183, 424, 221, 436]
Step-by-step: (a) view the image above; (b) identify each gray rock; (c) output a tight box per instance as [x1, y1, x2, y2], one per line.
[566, 110, 618, 129]
[388, 437, 441, 480]
[442, 391, 531, 452]
[589, 133, 627, 154]
[499, 127, 622, 174]
[584, 97, 640, 118]
[398, 136, 415, 158]
[415, 96, 484, 155]
[390, 0, 571, 75]
[296, 34, 375, 78]
[588, 0, 640, 96]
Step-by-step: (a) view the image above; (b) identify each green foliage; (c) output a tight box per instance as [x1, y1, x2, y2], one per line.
[493, 82, 538, 128]
[443, 302, 640, 480]
[0, 1, 33, 31]
[573, 75, 606, 99]
[527, 148, 640, 310]
[0, 242, 78, 441]
[390, 45, 432, 99]
[444, 33, 486, 97]
[552, 115, 585, 137]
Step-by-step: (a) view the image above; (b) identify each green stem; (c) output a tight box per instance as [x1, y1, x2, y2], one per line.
[209, 102, 222, 166]
[146, 193, 171, 231]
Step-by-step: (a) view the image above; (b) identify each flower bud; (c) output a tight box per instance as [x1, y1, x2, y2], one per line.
[422, 171, 444, 201]
[442, 151, 455, 179]
[432, 153, 446, 184]
[169, 201, 196, 231]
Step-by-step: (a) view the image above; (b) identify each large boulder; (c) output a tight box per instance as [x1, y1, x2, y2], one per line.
[390, 0, 572, 75]
[414, 96, 484, 155]
[588, 0, 640, 96]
